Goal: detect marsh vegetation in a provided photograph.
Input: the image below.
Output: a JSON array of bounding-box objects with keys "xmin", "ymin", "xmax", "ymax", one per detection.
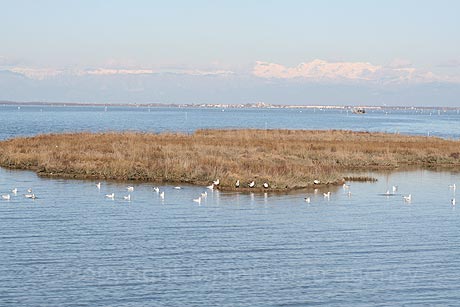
[{"xmin": 0, "ymin": 129, "xmax": 459, "ymax": 190}]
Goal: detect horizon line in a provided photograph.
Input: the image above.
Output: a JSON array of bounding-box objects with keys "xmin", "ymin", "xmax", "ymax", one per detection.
[{"xmin": 1, "ymin": 100, "xmax": 459, "ymax": 110}]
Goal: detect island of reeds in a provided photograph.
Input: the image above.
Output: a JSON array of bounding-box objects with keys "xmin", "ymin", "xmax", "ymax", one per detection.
[{"xmin": 0, "ymin": 129, "xmax": 459, "ymax": 190}]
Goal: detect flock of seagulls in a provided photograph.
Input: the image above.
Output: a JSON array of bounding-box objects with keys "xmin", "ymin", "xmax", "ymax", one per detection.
[
  {"xmin": 206, "ymin": 179, "xmax": 269, "ymax": 191},
  {"xmin": 199, "ymin": 178, "xmax": 270, "ymax": 203},
  {"xmin": 196, "ymin": 178, "xmax": 268, "ymax": 203},
  {"xmin": 99, "ymin": 182, "xmax": 167, "ymax": 202},
  {"xmin": 1, "ymin": 187, "xmax": 36, "ymax": 201},
  {"xmin": 1, "ymin": 178, "xmax": 457, "ymax": 207},
  {"xmin": 301, "ymin": 182, "xmax": 456, "ymax": 206},
  {"xmin": 304, "ymin": 183, "xmax": 350, "ymax": 203},
  {"xmin": 99, "ymin": 184, "xmax": 135, "ymax": 201}
]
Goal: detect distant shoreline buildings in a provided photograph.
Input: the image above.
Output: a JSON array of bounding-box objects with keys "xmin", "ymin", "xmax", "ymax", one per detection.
[{"xmin": 1, "ymin": 100, "xmax": 459, "ymax": 111}]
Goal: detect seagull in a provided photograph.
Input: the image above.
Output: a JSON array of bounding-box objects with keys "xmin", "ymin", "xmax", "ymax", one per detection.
[
  {"xmin": 159, "ymin": 191, "xmax": 165, "ymax": 199},
  {"xmin": 105, "ymin": 193, "xmax": 115, "ymax": 199},
  {"xmin": 263, "ymin": 182, "xmax": 269, "ymax": 189},
  {"xmin": 207, "ymin": 184, "xmax": 214, "ymax": 190},
  {"xmin": 249, "ymin": 181, "xmax": 255, "ymax": 188},
  {"xmin": 304, "ymin": 197, "xmax": 311, "ymax": 203},
  {"xmin": 24, "ymin": 193, "xmax": 36, "ymax": 199},
  {"xmin": 27, "ymin": 188, "xmax": 33, "ymax": 193},
  {"xmin": 153, "ymin": 187, "xmax": 160, "ymax": 193},
  {"xmin": 193, "ymin": 197, "xmax": 201, "ymax": 204},
  {"xmin": 449, "ymin": 184, "xmax": 456, "ymax": 190},
  {"xmin": 323, "ymin": 192, "xmax": 331, "ymax": 199},
  {"xmin": 96, "ymin": 182, "xmax": 101, "ymax": 189},
  {"xmin": 403, "ymin": 194, "xmax": 412, "ymax": 202},
  {"xmin": 11, "ymin": 188, "xmax": 17, "ymax": 194},
  {"xmin": 384, "ymin": 190, "xmax": 391, "ymax": 196},
  {"xmin": 313, "ymin": 179, "xmax": 320, "ymax": 185},
  {"xmin": 213, "ymin": 179, "xmax": 220, "ymax": 186},
  {"xmin": 173, "ymin": 186, "xmax": 182, "ymax": 190},
  {"xmin": 123, "ymin": 194, "xmax": 131, "ymax": 201},
  {"xmin": 1, "ymin": 194, "xmax": 10, "ymax": 200},
  {"xmin": 452, "ymin": 198, "xmax": 456, "ymax": 206},
  {"xmin": 392, "ymin": 185, "xmax": 398, "ymax": 192},
  {"xmin": 347, "ymin": 191, "xmax": 352, "ymax": 197},
  {"xmin": 200, "ymin": 191, "xmax": 207, "ymax": 198},
  {"xmin": 343, "ymin": 183, "xmax": 350, "ymax": 189},
  {"xmin": 235, "ymin": 180, "xmax": 240, "ymax": 188},
  {"xmin": 127, "ymin": 186, "xmax": 134, "ymax": 192}
]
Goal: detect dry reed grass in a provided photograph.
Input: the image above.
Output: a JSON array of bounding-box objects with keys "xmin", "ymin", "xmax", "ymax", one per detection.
[{"xmin": 0, "ymin": 129, "xmax": 459, "ymax": 190}]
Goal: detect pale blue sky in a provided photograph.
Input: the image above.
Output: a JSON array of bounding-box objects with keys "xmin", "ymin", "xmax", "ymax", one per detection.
[
  {"xmin": 2, "ymin": 0, "xmax": 458, "ymax": 68},
  {"xmin": 1, "ymin": 0, "xmax": 459, "ymax": 105}
]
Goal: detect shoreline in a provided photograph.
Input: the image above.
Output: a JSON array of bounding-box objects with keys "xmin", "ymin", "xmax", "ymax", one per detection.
[
  {"xmin": 1, "ymin": 129, "xmax": 459, "ymax": 191},
  {"xmin": 2, "ymin": 100, "xmax": 460, "ymax": 111}
]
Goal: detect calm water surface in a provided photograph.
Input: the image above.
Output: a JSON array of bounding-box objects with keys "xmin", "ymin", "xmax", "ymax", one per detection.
[
  {"xmin": 1, "ymin": 168, "xmax": 459, "ymax": 306},
  {"xmin": 1, "ymin": 105, "xmax": 460, "ymax": 306},
  {"xmin": 0, "ymin": 105, "xmax": 459, "ymax": 140}
]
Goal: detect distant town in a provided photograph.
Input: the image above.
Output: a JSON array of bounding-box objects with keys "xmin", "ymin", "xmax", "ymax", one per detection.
[{"xmin": 1, "ymin": 100, "xmax": 459, "ymax": 111}]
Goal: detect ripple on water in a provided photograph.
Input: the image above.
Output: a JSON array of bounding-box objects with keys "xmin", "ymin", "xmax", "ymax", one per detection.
[{"xmin": 0, "ymin": 167, "xmax": 460, "ymax": 306}]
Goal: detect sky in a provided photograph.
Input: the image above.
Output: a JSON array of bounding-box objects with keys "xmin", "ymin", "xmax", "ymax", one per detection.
[{"xmin": 1, "ymin": 0, "xmax": 459, "ymax": 106}]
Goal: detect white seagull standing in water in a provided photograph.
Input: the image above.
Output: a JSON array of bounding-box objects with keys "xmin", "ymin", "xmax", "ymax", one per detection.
[
  {"xmin": 449, "ymin": 183, "xmax": 456, "ymax": 190},
  {"xmin": 11, "ymin": 188, "xmax": 18, "ymax": 194},
  {"xmin": 105, "ymin": 193, "xmax": 115, "ymax": 199},
  {"xmin": 127, "ymin": 186, "xmax": 134, "ymax": 192},
  {"xmin": 96, "ymin": 182, "xmax": 101, "ymax": 190},
  {"xmin": 123, "ymin": 194, "xmax": 131, "ymax": 201},
  {"xmin": 249, "ymin": 181, "xmax": 255, "ymax": 188},
  {"xmin": 159, "ymin": 191, "xmax": 165, "ymax": 199},
  {"xmin": 1, "ymin": 194, "xmax": 10, "ymax": 200},
  {"xmin": 200, "ymin": 192, "xmax": 207, "ymax": 198},
  {"xmin": 263, "ymin": 182, "xmax": 269, "ymax": 189},
  {"xmin": 323, "ymin": 192, "xmax": 331, "ymax": 199},
  {"xmin": 213, "ymin": 179, "xmax": 220, "ymax": 186},
  {"xmin": 403, "ymin": 194, "xmax": 412, "ymax": 202},
  {"xmin": 193, "ymin": 197, "xmax": 201, "ymax": 204},
  {"xmin": 452, "ymin": 198, "xmax": 456, "ymax": 206},
  {"xmin": 25, "ymin": 193, "xmax": 36, "ymax": 199},
  {"xmin": 304, "ymin": 197, "xmax": 311, "ymax": 203},
  {"xmin": 153, "ymin": 187, "xmax": 160, "ymax": 193},
  {"xmin": 392, "ymin": 185, "xmax": 398, "ymax": 193}
]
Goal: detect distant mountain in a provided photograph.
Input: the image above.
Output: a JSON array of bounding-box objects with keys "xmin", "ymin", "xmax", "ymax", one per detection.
[{"xmin": 0, "ymin": 68, "xmax": 459, "ymax": 106}]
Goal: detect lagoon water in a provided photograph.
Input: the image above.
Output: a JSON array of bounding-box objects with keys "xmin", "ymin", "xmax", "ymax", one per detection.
[
  {"xmin": 1, "ymin": 105, "xmax": 460, "ymax": 140},
  {"xmin": 1, "ymin": 105, "xmax": 460, "ymax": 306}
]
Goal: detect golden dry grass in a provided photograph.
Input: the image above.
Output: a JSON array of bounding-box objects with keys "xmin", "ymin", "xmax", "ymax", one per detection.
[{"xmin": 0, "ymin": 129, "xmax": 459, "ymax": 190}]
